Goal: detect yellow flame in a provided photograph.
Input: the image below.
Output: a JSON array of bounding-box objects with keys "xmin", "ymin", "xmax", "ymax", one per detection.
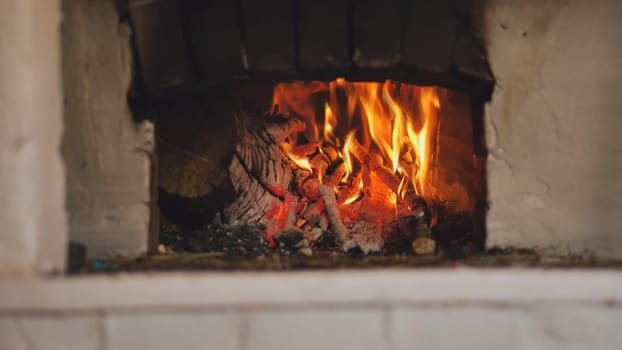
[
  {"xmin": 343, "ymin": 178, "xmax": 364, "ymax": 205},
  {"xmin": 342, "ymin": 131, "xmax": 356, "ymax": 179},
  {"xmin": 382, "ymin": 83, "xmax": 404, "ymax": 173},
  {"xmin": 324, "ymin": 103, "xmax": 337, "ymax": 141},
  {"xmin": 397, "ymin": 175, "xmax": 408, "ymax": 199},
  {"xmin": 280, "ymin": 143, "xmax": 313, "ymax": 172}
]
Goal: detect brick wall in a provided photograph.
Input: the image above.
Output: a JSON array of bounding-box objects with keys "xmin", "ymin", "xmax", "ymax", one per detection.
[{"xmin": 1, "ymin": 270, "xmax": 621, "ymax": 349}]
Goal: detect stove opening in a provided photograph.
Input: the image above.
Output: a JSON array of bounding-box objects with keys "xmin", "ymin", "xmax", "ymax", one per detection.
[
  {"xmin": 64, "ymin": 0, "xmax": 495, "ymax": 269},
  {"xmin": 150, "ymin": 77, "xmax": 485, "ymax": 259}
]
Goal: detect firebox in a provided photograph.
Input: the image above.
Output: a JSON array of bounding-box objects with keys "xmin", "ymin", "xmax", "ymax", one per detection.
[
  {"xmin": 117, "ymin": 0, "xmax": 494, "ymax": 263},
  {"xmin": 63, "ymin": 0, "xmax": 495, "ymax": 264},
  {"xmin": 150, "ymin": 78, "xmax": 484, "ymax": 258}
]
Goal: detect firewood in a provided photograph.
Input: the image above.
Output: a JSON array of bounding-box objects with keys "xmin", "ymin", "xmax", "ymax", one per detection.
[
  {"xmin": 265, "ymin": 107, "xmax": 307, "ymax": 142},
  {"xmin": 301, "ymin": 200, "xmax": 323, "ymax": 220},
  {"xmin": 337, "ymin": 173, "xmax": 363, "ymax": 205},
  {"xmin": 318, "ymin": 185, "xmax": 348, "ymax": 240},
  {"xmin": 290, "ymin": 142, "xmax": 320, "ymax": 157},
  {"xmin": 300, "ymin": 177, "xmax": 321, "ymax": 200},
  {"xmin": 402, "ymin": 190, "xmax": 432, "ymax": 226},
  {"xmin": 293, "ymin": 167, "xmax": 312, "ymax": 188},
  {"xmin": 321, "ymin": 142, "xmax": 340, "ymax": 163},
  {"xmin": 394, "ymin": 193, "xmax": 435, "ymax": 255},
  {"xmin": 349, "ymin": 137, "xmax": 370, "ymax": 163},
  {"xmin": 221, "ymin": 111, "xmax": 303, "ymax": 245},
  {"xmin": 309, "ymin": 153, "xmax": 330, "ymax": 181},
  {"xmin": 412, "ymin": 237, "xmax": 436, "ymax": 254},
  {"xmin": 216, "ymin": 107, "xmax": 434, "ymax": 255},
  {"xmin": 370, "ymin": 161, "xmax": 401, "ymax": 194},
  {"xmin": 411, "ymin": 210, "xmax": 435, "ymax": 254},
  {"xmin": 325, "ymin": 160, "xmax": 346, "ymax": 187}
]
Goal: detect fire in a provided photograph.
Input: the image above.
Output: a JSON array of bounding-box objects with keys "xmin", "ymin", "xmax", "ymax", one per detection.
[
  {"xmin": 274, "ymin": 79, "xmax": 440, "ymax": 225},
  {"xmin": 342, "ymin": 131, "xmax": 356, "ymax": 178},
  {"xmin": 324, "ymin": 103, "xmax": 337, "ymax": 141},
  {"xmin": 280, "ymin": 142, "xmax": 314, "ymax": 172}
]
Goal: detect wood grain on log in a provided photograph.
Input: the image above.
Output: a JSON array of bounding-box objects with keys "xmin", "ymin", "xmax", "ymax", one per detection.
[{"xmin": 223, "ymin": 110, "xmax": 303, "ymax": 244}]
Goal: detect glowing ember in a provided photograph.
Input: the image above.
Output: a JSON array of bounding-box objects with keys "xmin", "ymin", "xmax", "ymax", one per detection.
[{"xmin": 273, "ymin": 79, "xmax": 441, "ymax": 225}]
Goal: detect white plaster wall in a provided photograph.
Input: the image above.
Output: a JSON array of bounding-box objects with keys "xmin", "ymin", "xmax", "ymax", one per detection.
[
  {"xmin": 61, "ymin": 0, "xmax": 153, "ymax": 258},
  {"xmin": 0, "ymin": 0, "xmax": 67, "ymax": 275},
  {"xmin": 1, "ymin": 270, "xmax": 621, "ymax": 349},
  {"xmin": 484, "ymin": 0, "xmax": 622, "ymax": 256}
]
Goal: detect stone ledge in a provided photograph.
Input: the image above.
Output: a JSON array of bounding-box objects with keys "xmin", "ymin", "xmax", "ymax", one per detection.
[{"xmin": 1, "ymin": 268, "xmax": 621, "ymax": 312}]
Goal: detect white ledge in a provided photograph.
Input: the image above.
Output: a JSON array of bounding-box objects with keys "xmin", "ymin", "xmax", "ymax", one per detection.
[{"xmin": 1, "ymin": 268, "xmax": 621, "ymax": 312}]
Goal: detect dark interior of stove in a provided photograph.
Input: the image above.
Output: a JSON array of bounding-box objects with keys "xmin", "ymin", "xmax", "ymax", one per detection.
[{"xmin": 119, "ymin": 0, "xmax": 494, "ymax": 265}]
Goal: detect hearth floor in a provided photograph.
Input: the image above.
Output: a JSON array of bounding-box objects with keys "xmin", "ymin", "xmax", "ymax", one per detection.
[{"xmin": 78, "ymin": 249, "xmax": 622, "ymax": 273}]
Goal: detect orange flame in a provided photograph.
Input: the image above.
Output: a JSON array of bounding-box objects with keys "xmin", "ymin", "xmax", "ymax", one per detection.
[
  {"xmin": 342, "ymin": 130, "xmax": 356, "ymax": 179},
  {"xmin": 274, "ymin": 79, "xmax": 441, "ymax": 223},
  {"xmin": 342, "ymin": 177, "xmax": 363, "ymax": 205}
]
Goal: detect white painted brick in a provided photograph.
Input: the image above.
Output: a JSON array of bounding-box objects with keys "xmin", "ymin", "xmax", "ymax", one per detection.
[
  {"xmin": 0, "ymin": 318, "xmax": 28, "ymax": 350},
  {"xmin": 62, "ymin": 0, "xmax": 151, "ymax": 259},
  {"xmin": 524, "ymin": 306, "xmax": 622, "ymax": 350},
  {"xmin": 0, "ymin": 0, "xmax": 66, "ymax": 276},
  {"xmin": 484, "ymin": 0, "xmax": 622, "ymax": 257},
  {"xmin": 390, "ymin": 308, "xmax": 525, "ymax": 350},
  {"xmin": 0, "ymin": 316, "xmax": 101, "ymax": 350},
  {"xmin": 105, "ymin": 312, "xmax": 240, "ymax": 350},
  {"xmin": 244, "ymin": 308, "xmax": 385, "ymax": 350}
]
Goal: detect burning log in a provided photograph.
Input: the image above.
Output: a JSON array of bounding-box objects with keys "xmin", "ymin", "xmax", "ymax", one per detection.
[
  {"xmin": 290, "ymin": 142, "xmax": 321, "ymax": 157},
  {"xmin": 265, "ymin": 106, "xmax": 307, "ymax": 142},
  {"xmin": 300, "ymin": 177, "xmax": 321, "ymax": 200},
  {"xmin": 222, "ymin": 109, "xmax": 306, "ymax": 246},
  {"xmin": 397, "ymin": 191, "xmax": 436, "ymax": 255},
  {"xmin": 325, "ymin": 160, "xmax": 346, "ymax": 187},
  {"xmin": 349, "ymin": 137, "xmax": 370, "ymax": 163},
  {"xmin": 321, "ymin": 142, "xmax": 340, "ymax": 163},
  {"xmin": 337, "ymin": 173, "xmax": 363, "ymax": 205},
  {"xmin": 370, "ymin": 160, "xmax": 401, "ymax": 194},
  {"xmin": 301, "ymin": 200, "xmax": 323, "ymax": 220},
  {"xmin": 309, "ymin": 152, "xmax": 330, "ymax": 181},
  {"xmin": 318, "ymin": 184, "xmax": 348, "ymax": 241}
]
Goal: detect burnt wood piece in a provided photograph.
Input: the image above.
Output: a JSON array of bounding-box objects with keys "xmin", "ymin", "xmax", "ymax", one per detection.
[
  {"xmin": 184, "ymin": 0, "xmax": 245, "ymax": 78},
  {"xmin": 240, "ymin": 0, "xmax": 295, "ymax": 72},
  {"xmin": 128, "ymin": 0, "xmax": 192, "ymax": 93},
  {"xmin": 318, "ymin": 185, "xmax": 348, "ymax": 242},
  {"xmin": 401, "ymin": 0, "xmax": 458, "ymax": 73},
  {"xmin": 223, "ymin": 110, "xmax": 301, "ymax": 233},
  {"xmin": 352, "ymin": 0, "xmax": 401, "ymax": 69},
  {"xmin": 298, "ymin": 0, "xmax": 349, "ymax": 70},
  {"xmin": 406, "ymin": 196, "xmax": 435, "ymax": 254}
]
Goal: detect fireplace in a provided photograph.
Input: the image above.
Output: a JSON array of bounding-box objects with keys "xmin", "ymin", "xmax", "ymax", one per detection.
[
  {"xmin": 2, "ymin": 0, "xmax": 622, "ymax": 348},
  {"xmin": 47, "ymin": 0, "xmax": 621, "ymax": 266},
  {"xmin": 104, "ymin": 0, "xmax": 494, "ymax": 263}
]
